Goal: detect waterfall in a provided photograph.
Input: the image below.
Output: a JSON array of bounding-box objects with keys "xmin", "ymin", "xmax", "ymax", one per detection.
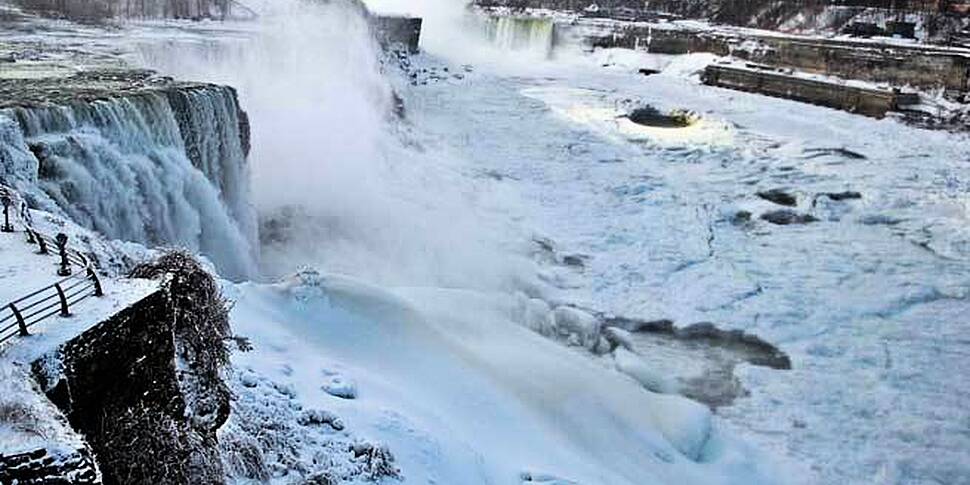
[
  {"xmin": 0, "ymin": 86, "xmax": 257, "ymax": 280},
  {"xmin": 484, "ymin": 16, "xmax": 556, "ymax": 58},
  {"xmin": 0, "ymin": 114, "xmax": 36, "ymax": 183}
]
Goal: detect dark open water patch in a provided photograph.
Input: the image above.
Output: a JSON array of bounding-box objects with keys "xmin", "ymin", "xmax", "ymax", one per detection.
[{"xmin": 602, "ymin": 317, "xmax": 791, "ymax": 409}]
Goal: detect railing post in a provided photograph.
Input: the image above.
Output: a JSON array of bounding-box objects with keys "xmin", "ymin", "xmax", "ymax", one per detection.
[
  {"xmin": 54, "ymin": 283, "xmax": 70, "ymax": 317},
  {"xmin": 9, "ymin": 303, "xmax": 28, "ymax": 336},
  {"xmin": 88, "ymin": 267, "xmax": 104, "ymax": 297},
  {"xmin": 0, "ymin": 195, "xmax": 12, "ymax": 233},
  {"xmin": 36, "ymin": 234, "xmax": 48, "ymax": 254},
  {"xmin": 55, "ymin": 233, "xmax": 71, "ymax": 276},
  {"xmin": 20, "ymin": 201, "xmax": 33, "ymax": 242}
]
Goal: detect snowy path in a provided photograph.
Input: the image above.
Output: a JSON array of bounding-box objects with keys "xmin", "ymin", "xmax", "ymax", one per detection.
[
  {"xmin": 0, "ymin": 228, "xmax": 63, "ymax": 305},
  {"xmin": 401, "ymin": 52, "xmax": 970, "ymax": 484},
  {"xmin": 0, "ymin": 214, "xmax": 159, "ymax": 363}
]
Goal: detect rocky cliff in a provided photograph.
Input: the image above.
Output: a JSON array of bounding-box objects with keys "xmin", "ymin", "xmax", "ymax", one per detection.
[
  {"xmin": 31, "ymin": 252, "xmax": 233, "ymax": 485},
  {"xmin": 476, "ymin": 0, "xmax": 969, "ymax": 39}
]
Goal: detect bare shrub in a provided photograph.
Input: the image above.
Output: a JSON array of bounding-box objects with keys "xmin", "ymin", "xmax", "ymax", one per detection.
[
  {"xmin": 97, "ymin": 404, "xmax": 223, "ymax": 485},
  {"xmin": 130, "ymin": 249, "xmax": 233, "ymax": 430},
  {"xmin": 352, "ymin": 442, "xmax": 400, "ymax": 480},
  {"xmin": 219, "ymin": 432, "xmax": 270, "ymax": 482},
  {"xmin": 0, "ymin": 399, "xmax": 43, "ymax": 438}
]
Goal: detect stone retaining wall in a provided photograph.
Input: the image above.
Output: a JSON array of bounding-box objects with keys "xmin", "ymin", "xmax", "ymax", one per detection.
[
  {"xmin": 702, "ymin": 64, "xmax": 919, "ymax": 117},
  {"xmin": 0, "ymin": 447, "xmax": 100, "ymax": 484},
  {"xmin": 587, "ymin": 24, "xmax": 970, "ymax": 93}
]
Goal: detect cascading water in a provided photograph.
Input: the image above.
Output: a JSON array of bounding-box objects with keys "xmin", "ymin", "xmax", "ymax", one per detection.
[
  {"xmin": 0, "ymin": 113, "xmax": 35, "ymax": 182},
  {"xmin": 483, "ymin": 16, "xmax": 557, "ymax": 58},
  {"xmin": 0, "ymin": 86, "xmax": 257, "ymax": 280}
]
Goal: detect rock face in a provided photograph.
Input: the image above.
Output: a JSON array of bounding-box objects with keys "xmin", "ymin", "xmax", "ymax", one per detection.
[
  {"xmin": 374, "ymin": 15, "xmax": 423, "ymax": 54},
  {"xmin": 32, "ymin": 253, "xmax": 232, "ymax": 485},
  {"xmin": 476, "ymin": 0, "xmax": 961, "ymax": 33}
]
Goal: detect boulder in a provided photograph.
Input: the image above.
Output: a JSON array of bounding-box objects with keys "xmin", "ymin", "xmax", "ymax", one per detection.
[
  {"xmin": 760, "ymin": 209, "xmax": 819, "ymax": 225},
  {"xmin": 756, "ymin": 189, "xmax": 797, "ymax": 207},
  {"xmin": 553, "ymin": 306, "xmax": 602, "ymax": 350}
]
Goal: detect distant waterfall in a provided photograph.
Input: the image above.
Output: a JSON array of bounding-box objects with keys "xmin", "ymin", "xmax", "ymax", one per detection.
[
  {"xmin": 0, "ymin": 86, "xmax": 257, "ymax": 280},
  {"xmin": 484, "ymin": 16, "xmax": 556, "ymax": 58}
]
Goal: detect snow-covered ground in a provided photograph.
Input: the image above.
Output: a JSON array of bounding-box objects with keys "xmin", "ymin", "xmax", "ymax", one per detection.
[{"xmin": 0, "ymin": 210, "xmax": 158, "ymax": 360}]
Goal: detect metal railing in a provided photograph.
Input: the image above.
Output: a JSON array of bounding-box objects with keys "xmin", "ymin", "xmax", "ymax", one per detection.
[{"xmin": 0, "ymin": 185, "xmax": 104, "ymax": 346}]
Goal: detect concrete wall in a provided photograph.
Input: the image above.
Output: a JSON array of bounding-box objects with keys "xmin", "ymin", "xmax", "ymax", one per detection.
[{"xmin": 702, "ymin": 64, "xmax": 914, "ymax": 117}]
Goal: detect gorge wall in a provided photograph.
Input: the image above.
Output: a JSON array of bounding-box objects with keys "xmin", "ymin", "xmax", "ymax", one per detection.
[
  {"xmin": 374, "ymin": 15, "xmax": 424, "ymax": 53},
  {"xmin": 476, "ymin": 0, "xmax": 969, "ymax": 39}
]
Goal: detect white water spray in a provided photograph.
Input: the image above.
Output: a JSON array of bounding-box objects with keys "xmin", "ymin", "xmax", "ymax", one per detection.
[{"xmin": 131, "ymin": 0, "xmax": 535, "ymax": 291}]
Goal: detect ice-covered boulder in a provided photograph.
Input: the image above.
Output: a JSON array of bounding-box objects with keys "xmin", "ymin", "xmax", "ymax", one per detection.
[
  {"xmin": 323, "ymin": 375, "xmax": 358, "ymax": 400},
  {"xmin": 522, "ymin": 297, "xmax": 556, "ymax": 336},
  {"xmin": 297, "ymin": 409, "xmax": 345, "ymax": 430},
  {"xmin": 553, "ymin": 306, "xmax": 601, "ymax": 350},
  {"xmin": 647, "ymin": 393, "xmax": 714, "ymax": 462},
  {"xmin": 603, "ymin": 326, "xmax": 635, "ymax": 352},
  {"xmin": 613, "ymin": 347, "xmax": 676, "ymax": 394}
]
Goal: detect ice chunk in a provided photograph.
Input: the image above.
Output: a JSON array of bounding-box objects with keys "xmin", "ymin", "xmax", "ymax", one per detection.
[
  {"xmin": 239, "ymin": 371, "xmax": 259, "ymax": 388},
  {"xmin": 613, "ymin": 347, "xmax": 675, "ymax": 394},
  {"xmin": 523, "ymin": 297, "xmax": 555, "ymax": 336},
  {"xmin": 323, "ymin": 375, "xmax": 358, "ymax": 400},
  {"xmin": 603, "ymin": 326, "xmax": 635, "ymax": 351},
  {"xmin": 553, "ymin": 306, "xmax": 601, "ymax": 350}
]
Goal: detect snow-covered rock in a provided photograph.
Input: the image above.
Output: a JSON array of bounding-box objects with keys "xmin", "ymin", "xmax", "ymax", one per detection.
[
  {"xmin": 552, "ymin": 306, "xmax": 602, "ymax": 350},
  {"xmin": 322, "ymin": 375, "xmax": 359, "ymax": 400},
  {"xmin": 614, "ymin": 346, "xmax": 676, "ymax": 394}
]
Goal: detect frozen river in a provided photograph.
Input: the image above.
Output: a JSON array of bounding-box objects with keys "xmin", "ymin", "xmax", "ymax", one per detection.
[{"xmin": 401, "ymin": 48, "xmax": 970, "ymax": 484}]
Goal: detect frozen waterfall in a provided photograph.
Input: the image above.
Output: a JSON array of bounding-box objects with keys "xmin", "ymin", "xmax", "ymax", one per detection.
[
  {"xmin": 0, "ymin": 86, "xmax": 257, "ymax": 280},
  {"xmin": 483, "ymin": 16, "xmax": 557, "ymax": 58}
]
